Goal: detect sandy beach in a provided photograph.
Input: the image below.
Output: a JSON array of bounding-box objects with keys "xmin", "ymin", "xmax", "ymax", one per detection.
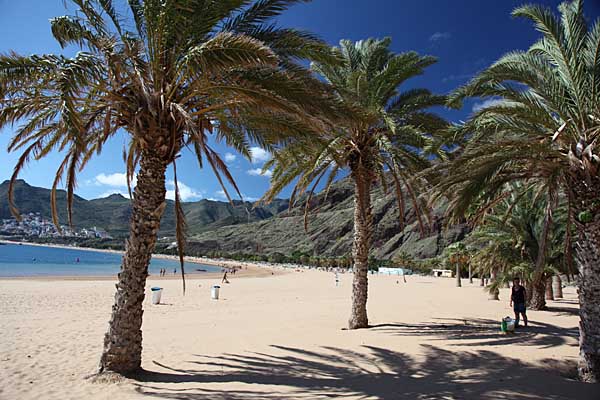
[{"xmin": 0, "ymin": 271, "xmax": 597, "ymax": 399}]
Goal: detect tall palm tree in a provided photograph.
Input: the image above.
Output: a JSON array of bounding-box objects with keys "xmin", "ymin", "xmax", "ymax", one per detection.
[
  {"xmin": 0, "ymin": 0, "xmax": 342, "ymax": 375},
  {"xmin": 262, "ymin": 38, "xmax": 448, "ymax": 329},
  {"xmin": 432, "ymin": 0, "xmax": 599, "ymax": 381}
]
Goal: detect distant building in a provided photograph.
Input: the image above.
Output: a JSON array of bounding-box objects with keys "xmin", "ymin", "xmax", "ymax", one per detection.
[{"xmin": 432, "ymin": 269, "xmax": 452, "ymax": 278}]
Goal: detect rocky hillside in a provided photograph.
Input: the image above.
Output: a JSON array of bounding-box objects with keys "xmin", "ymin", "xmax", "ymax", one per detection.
[
  {"xmin": 188, "ymin": 178, "xmax": 468, "ymax": 260},
  {"xmin": 1, "ymin": 179, "xmax": 468, "ymax": 260}
]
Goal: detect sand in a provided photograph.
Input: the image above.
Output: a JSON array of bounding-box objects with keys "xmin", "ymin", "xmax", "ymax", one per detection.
[{"xmin": 0, "ymin": 270, "xmax": 598, "ymax": 399}]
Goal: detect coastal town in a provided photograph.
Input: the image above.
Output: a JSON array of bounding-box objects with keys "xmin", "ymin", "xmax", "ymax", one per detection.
[{"xmin": 0, "ymin": 212, "xmax": 112, "ymax": 239}]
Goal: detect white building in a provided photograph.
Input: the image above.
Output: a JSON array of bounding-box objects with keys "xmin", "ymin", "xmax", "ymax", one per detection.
[{"xmin": 432, "ymin": 269, "xmax": 453, "ymax": 278}]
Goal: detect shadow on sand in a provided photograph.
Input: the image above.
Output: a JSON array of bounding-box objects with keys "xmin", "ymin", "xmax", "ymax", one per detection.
[
  {"xmin": 370, "ymin": 318, "xmax": 579, "ymax": 349},
  {"xmin": 131, "ymin": 343, "xmax": 598, "ymax": 400}
]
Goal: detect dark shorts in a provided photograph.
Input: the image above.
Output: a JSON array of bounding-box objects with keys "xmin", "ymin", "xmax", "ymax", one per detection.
[{"xmin": 514, "ymin": 302, "xmax": 526, "ymax": 313}]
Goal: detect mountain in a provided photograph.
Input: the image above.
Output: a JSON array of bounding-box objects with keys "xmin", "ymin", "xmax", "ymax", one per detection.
[
  {"xmin": 187, "ymin": 178, "xmax": 468, "ymax": 260},
  {"xmin": 0, "ymin": 179, "xmax": 467, "ymax": 260},
  {"xmin": 0, "ymin": 180, "xmax": 287, "ymax": 237}
]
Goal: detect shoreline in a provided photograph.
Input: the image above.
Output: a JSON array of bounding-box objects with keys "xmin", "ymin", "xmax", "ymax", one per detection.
[{"xmin": 0, "ymin": 239, "xmax": 285, "ymax": 280}]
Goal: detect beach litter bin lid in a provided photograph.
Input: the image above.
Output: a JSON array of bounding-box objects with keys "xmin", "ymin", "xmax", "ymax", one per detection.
[{"xmin": 151, "ymin": 287, "xmax": 162, "ymax": 291}]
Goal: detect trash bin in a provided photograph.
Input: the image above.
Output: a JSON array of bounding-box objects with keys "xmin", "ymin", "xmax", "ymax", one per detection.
[
  {"xmin": 151, "ymin": 287, "xmax": 163, "ymax": 304},
  {"xmin": 211, "ymin": 285, "xmax": 220, "ymax": 300}
]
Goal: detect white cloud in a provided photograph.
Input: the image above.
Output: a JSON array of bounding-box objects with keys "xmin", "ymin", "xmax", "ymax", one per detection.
[
  {"xmin": 224, "ymin": 152, "xmax": 237, "ymax": 163},
  {"xmin": 250, "ymin": 147, "xmax": 270, "ymax": 164},
  {"xmin": 429, "ymin": 32, "xmax": 451, "ymax": 42},
  {"xmin": 94, "ymin": 172, "xmax": 136, "ymax": 187},
  {"xmin": 472, "ymin": 98, "xmax": 505, "ymax": 113},
  {"xmin": 166, "ymin": 180, "xmax": 203, "ymax": 202},
  {"xmin": 429, "ymin": 32, "xmax": 452, "ymax": 42},
  {"xmin": 247, "ymin": 168, "xmax": 273, "ymax": 177},
  {"xmin": 215, "ymin": 189, "xmax": 257, "ymax": 202}
]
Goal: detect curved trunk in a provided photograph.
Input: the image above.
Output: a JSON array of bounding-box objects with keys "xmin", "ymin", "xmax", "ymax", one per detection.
[
  {"xmin": 545, "ymin": 277, "xmax": 554, "ymax": 301},
  {"xmin": 348, "ymin": 168, "xmax": 372, "ymax": 330},
  {"xmin": 570, "ymin": 173, "xmax": 600, "ymax": 383},
  {"xmin": 99, "ymin": 151, "xmax": 167, "ymax": 373},
  {"xmin": 455, "ymin": 263, "xmax": 462, "ymax": 287},
  {"xmin": 553, "ymin": 275, "xmax": 563, "ymax": 299}
]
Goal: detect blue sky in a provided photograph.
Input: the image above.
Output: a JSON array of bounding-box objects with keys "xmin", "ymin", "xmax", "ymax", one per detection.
[{"xmin": 1, "ymin": 0, "xmax": 599, "ymax": 201}]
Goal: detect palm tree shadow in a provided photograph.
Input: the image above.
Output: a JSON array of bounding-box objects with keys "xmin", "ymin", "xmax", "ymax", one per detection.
[
  {"xmin": 370, "ymin": 318, "xmax": 578, "ymax": 348},
  {"xmin": 131, "ymin": 344, "xmax": 597, "ymax": 399}
]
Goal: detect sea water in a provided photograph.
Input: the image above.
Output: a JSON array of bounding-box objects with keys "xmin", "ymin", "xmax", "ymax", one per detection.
[{"xmin": 0, "ymin": 243, "xmax": 220, "ymax": 277}]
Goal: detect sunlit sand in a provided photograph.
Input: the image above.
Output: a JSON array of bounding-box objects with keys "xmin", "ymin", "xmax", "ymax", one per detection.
[{"xmin": 0, "ymin": 270, "xmax": 595, "ymax": 399}]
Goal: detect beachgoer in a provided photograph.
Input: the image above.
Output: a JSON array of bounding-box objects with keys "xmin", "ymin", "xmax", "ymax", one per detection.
[
  {"xmin": 173, "ymin": 268, "xmax": 177, "ymax": 275},
  {"xmin": 222, "ymin": 271, "xmax": 229, "ymax": 284},
  {"xmin": 509, "ymin": 277, "xmax": 528, "ymax": 327}
]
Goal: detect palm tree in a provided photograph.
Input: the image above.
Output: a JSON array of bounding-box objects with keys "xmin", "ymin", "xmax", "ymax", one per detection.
[
  {"xmin": 466, "ymin": 184, "xmax": 566, "ymax": 307},
  {"xmin": 0, "ymin": 0, "xmax": 342, "ymax": 375},
  {"xmin": 444, "ymin": 242, "xmax": 469, "ymax": 287},
  {"xmin": 433, "ymin": 0, "xmax": 599, "ymax": 381},
  {"xmin": 262, "ymin": 38, "xmax": 448, "ymax": 329}
]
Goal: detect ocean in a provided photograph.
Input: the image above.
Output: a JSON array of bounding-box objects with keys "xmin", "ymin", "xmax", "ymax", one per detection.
[{"xmin": 0, "ymin": 243, "xmax": 220, "ymax": 277}]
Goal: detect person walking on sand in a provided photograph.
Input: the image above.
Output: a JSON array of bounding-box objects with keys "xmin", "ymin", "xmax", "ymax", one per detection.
[
  {"xmin": 509, "ymin": 277, "xmax": 528, "ymax": 328},
  {"xmin": 222, "ymin": 271, "xmax": 229, "ymax": 284}
]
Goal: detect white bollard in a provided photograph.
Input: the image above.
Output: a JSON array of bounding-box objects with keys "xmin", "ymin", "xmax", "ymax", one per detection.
[
  {"xmin": 211, "ymin": 285, "xmax": 220, "ymax": 300},
  {"xmin": 151, "ymin": 287, "xmax": 162, "ymax": 304}
]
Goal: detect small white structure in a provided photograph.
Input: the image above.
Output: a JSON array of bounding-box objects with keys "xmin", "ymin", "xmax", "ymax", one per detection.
[
  {"xmin": 379, "ymin": 267, "xmax": 411, "ymax": 276},
  {"xmin": 432, "ymin": 269, "xmax": 452, "ymax": 278},
  {"xmin": 211, "ymin": 285, "xmax": 220, "ymax": 300},
  {"xmin": 151, "ymin": 287, "xmax": 163, "ymax": 304}
]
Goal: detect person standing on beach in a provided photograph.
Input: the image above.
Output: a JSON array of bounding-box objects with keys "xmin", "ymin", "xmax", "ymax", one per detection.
[
  {"xmin": 222, "ymin": 271, "xmax": 229, "ymax": 284},
  {"xmin": 509, "ymin": 277, "xmax": 528, "ymax": 327}
]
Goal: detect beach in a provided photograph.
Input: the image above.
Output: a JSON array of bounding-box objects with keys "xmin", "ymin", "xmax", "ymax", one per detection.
[{"xmin": 0, "ymin": 270, "xmax": 596, "ymax": 400}]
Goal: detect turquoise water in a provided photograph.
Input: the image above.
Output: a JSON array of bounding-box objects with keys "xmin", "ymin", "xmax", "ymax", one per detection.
[{"xmin": 0, "ymin": 243, "xmax": 220, "ymax": 277}]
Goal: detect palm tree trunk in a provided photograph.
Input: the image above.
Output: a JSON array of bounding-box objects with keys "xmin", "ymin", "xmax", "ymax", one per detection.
[
  {"xmin": 455, "ymin": 263, "xmax": 462, "ymax": 287},
  {"xmin": 348, "ymin": 168, "xmax": 372, "ymax": 330},
  {"xmin": 545, "ymin": 277, "xmax": 554, "ymax": 301},
  {"xmin": 553, "ymin": 275, "xmax": 563, "ymax": 299},
  {"xmin": 99, "ymin": 151, "xmax": 167, "ymax": 373},
  {"xmin": 570, "ymin": 175, "xmax": 600, "ymax": 383},
  {"xmin": 468, "ymin": 264, "xmax": 473, "ymax": 284},
  {"xmin": 529, "ymin": 276, "xmax": 547, "ymax": 310},
  {"xmin": 488, "ymin": 269, "xmax": 499, "ymax": 300},
  {"xmin": 529, "ymin": 205, "xmax": 553, "ymax": 310},
  {"xmin": 480, "ymin": 276, "xmax": 485, "ymax": 287}
]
